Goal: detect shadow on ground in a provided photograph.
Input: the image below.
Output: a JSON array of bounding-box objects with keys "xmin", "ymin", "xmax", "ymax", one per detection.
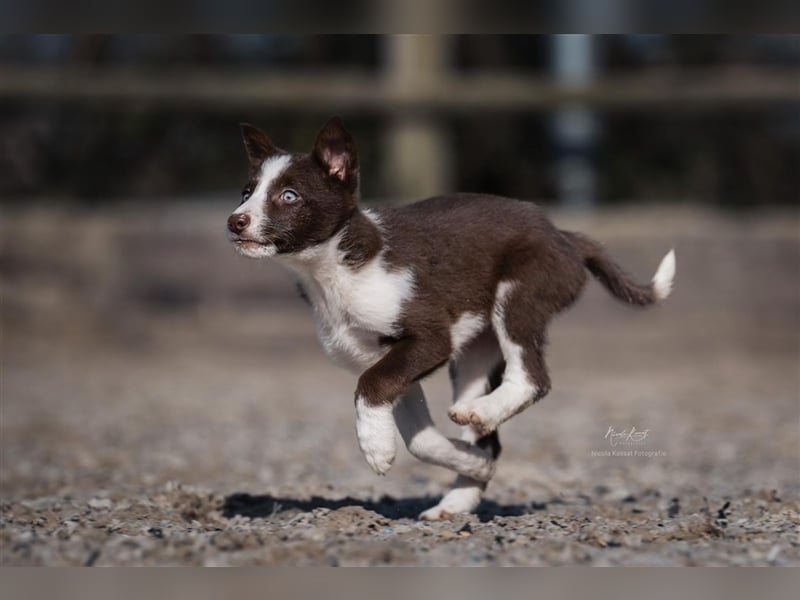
[{"xmin": 223, "ymin": 492, "xmax": 548, "ymax": 522}]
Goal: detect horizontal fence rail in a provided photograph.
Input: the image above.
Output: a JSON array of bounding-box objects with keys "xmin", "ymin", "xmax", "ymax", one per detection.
[{"xmin": 1, "ymin": 66, "xmax": 798, "ymax": 111}]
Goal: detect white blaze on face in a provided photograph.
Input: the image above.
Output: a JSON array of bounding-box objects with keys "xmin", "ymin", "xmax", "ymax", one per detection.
[{"xmin": 230, "ymin": 154, "xmax": 292, "ymax": 257}]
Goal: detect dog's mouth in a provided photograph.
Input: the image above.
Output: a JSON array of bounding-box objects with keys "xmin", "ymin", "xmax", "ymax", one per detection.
[
  {"xmin": 229, "ymin": 235, "xmax": 278, "ymax": 258},
  {"xmin": 230, "ymin": 237, "xmax": 267, "ymax": 247}
]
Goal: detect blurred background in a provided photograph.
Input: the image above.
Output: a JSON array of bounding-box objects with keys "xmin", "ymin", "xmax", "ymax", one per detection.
[
  {"xmin": 1, "ymin": 34, "xmax": 799, "ymax": 205},
  {"xmin": 1, "ymin": 35, "xmax": 798, "ymax": 565}
]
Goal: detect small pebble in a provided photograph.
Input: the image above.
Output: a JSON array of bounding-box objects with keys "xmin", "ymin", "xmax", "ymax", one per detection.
[{"xmin": 440, "ymin": 530, "xmax": 457, "ymax": 539}]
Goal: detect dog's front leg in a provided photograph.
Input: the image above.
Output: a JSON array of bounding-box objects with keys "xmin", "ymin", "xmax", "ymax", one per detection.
[
  {"xmin": 354, "ymin": 335, "xmax": 450, "ymax": 475},
  {"xmin": 393, "ymin": 382, "xmax": 496, "ymax": 483}
]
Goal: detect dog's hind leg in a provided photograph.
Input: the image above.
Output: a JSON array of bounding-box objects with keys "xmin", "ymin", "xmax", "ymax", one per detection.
[
  {"xmin": 449, "ymin": 278, "xmax": 554, "ymax": 436},
  {"xmin": 419, "ymin": 330, "xmax": 504, "ymax": 521}
]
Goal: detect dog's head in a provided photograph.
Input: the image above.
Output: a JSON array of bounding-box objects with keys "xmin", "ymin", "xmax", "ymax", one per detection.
[{"xmin": 228, "ymin": 116, "xmax": 359, "ymax": 258}]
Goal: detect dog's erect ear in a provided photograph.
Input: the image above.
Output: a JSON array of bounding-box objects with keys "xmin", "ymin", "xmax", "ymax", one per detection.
[
  {"xmin": 240, "ymin": 123, "xmax": 281, "ymax": 169},
  {"xmin": 312, "ymin": 116, "xmax": 358, "ymax": 187}
]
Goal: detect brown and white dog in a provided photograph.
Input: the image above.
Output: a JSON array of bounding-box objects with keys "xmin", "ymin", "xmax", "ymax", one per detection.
[{"xmin": 227, "ymin": 117, "xmax": 676, "ymax": 520}]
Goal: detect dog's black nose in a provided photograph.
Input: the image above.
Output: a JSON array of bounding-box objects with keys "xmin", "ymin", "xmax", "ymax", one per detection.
[{"xmin": 228, "ymin": 213, "xmax": 250, "ymax": 234}]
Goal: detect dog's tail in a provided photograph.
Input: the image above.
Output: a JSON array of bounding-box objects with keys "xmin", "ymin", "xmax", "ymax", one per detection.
[{"xmin": 562, "ymin": 231, "xmax": 676, "ymax": 307}]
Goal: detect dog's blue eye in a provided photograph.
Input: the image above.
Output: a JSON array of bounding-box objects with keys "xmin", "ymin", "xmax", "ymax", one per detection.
[
  {"xmin": 280, "ymin": 189, "xmax": 299, "ymax": 203},
  {"xmin": 241, "ymin": 191, "xmax": 251, "ymax": 203}
]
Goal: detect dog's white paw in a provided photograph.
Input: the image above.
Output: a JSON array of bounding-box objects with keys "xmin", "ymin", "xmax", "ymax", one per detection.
[
  {"xmin": 419, "ymin": 482, "xmax": 483, "ymax": 521},
  {"xmin": 419, "ymin": 506, "xmax": 455, "ymax": 521},
  {"xmin": 355, "ymin": 399, "xmax": 396, "ymax": 476},
  {"xmin": 362, "ymin": 442, "xmax": 396, "ymax": 476},
  {"xmin": 448, "ymin": 401, "xmax": 499, "ymax": 437}
]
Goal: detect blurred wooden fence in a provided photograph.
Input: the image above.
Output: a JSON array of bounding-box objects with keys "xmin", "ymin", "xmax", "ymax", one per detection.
[{"xmin": 2, "ymin": 36, "xmax": 797, "ymax": 201}]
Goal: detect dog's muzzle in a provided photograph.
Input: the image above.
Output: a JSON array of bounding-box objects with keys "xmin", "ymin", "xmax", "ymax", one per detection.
[{"xmin": 227, "ymin": 213, "xmax": 251, "ymax": 235}]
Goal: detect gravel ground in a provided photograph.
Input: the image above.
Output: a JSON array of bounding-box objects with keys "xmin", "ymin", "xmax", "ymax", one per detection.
[{"xmin": 1, "ymin": 202, "xmax": 798, "ymax": 566}]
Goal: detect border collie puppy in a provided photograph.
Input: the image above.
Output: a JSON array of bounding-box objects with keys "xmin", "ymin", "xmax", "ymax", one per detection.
[{"xmin": 227, "ymin": 117, "xmax": 675, "ymax": 520}]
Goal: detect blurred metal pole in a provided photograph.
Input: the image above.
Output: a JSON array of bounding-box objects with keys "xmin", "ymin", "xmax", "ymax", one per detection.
[
  {"xmin": 551, "ymin": 34, "xmax": 598, "ymax": 208},
  {"xmin": 383, "ymin": 35, "xmax": 452, "ymax": 203}
]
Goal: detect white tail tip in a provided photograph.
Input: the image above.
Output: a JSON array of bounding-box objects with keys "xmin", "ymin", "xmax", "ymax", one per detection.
[{"xmin": 652, "ymin": 249, "xmax": 676, "ymax": 302}]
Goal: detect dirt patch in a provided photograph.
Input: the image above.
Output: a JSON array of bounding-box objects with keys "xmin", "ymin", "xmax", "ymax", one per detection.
[{"xmin": 3, "ymin": 484, "xmax": 796, "ymax": 566}]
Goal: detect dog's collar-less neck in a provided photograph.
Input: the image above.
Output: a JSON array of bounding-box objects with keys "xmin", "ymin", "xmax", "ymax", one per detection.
[
  {"xmin": 335, "ymin": 208, "xmax": 384, "ymax": 268},
  {"xmin": 277, "ymin": 208, "xmax": 383, "ymax": 271}
]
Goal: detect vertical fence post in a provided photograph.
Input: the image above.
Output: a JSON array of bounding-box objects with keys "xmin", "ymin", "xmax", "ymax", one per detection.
[
  {"xmin": 383, "ymin": 35, "xmax": 452, "ymax": 203},
  {"xmin": 551, "ymin": 34, "xmax": 598, "ymax": 208}
]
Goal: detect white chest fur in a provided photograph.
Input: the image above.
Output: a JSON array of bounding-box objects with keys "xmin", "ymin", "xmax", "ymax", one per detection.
[{"xmin": 281, "ymin": 232, "xmax": 415, "ymax": 373}]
